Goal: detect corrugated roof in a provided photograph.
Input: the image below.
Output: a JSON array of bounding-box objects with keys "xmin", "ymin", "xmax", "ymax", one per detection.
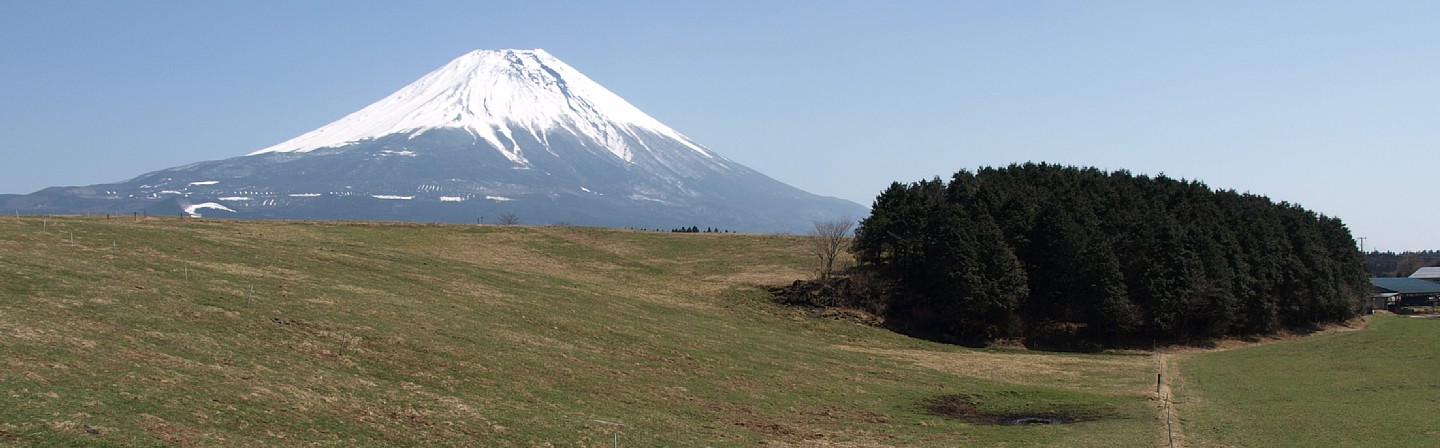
[
  {"xmin": 1372, "ymin": 277, "xmax": 1440, "ymax": 294},
  {"xmin": 1409, "ymin": 267, "xmax": 1440, "ymax": 280}
]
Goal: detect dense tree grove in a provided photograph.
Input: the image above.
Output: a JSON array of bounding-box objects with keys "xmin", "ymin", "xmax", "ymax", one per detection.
[{"xmin": 852, "ymin": 163, "xmax": 1369, "ymax": 345}]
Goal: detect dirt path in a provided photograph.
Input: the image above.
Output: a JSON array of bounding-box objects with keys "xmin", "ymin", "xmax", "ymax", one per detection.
[{"xmin": 1155, "ymin": 352, "xmax": 1185, "ymax": 448}]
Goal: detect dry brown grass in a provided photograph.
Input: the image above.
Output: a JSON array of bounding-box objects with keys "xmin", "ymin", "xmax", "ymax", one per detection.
[
  {"xmin": 835, "ymin": 345, "xmax": 1154, "ymax": 396},
  {"xmin": 1157, "ymin": 316, "xmax": 1372, "ymax": 355}
]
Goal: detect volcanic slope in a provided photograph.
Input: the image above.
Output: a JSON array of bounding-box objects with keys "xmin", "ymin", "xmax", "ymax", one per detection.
[{"xmin": 3, "ymin": 49, "xmax": 865, "ymax": 232}]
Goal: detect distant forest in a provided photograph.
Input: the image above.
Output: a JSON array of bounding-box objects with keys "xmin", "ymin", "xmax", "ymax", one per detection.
[
  {"xmin": 839, "ymin": 163, "xmax": 1368, "ymax": 348},
  {"xmin": 1365, "ymin": 250, "xmax": 1440, "ymax": 277}
]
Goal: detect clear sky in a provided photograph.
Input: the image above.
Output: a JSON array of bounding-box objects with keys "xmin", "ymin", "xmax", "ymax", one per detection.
[{"xmin": 2, "ymin": 1, "xmax": 1436, "ymax": 251}]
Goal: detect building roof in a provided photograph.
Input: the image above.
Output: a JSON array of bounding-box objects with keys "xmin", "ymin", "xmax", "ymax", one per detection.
[
  {"xmin": 1371, "ymin": 277, "xmax": 1440, "ymax": 294},
  {"xmin": 1409, "ymin": 267, "xmax": 1440, "ymax": 280}
]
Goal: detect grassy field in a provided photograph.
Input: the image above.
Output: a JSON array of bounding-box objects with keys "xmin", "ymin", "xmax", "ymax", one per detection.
[
  {"xmin": 0, "ymin": 216, "xmax": 1167, "ymax": 446},
  {"xmin": 1172, "ymin": 314, "xmax": 1440, "ymax": 447}
]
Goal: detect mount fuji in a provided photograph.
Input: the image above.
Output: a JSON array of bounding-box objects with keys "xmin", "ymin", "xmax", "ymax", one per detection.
[{"xmin": 3, "ymin": 49, "xmax": 866, "ymax": 232}]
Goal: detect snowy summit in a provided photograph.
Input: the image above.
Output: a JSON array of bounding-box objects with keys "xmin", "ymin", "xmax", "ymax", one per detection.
[{"xmin": 251, "ymin": 49, "xmax": 712, "ymax": 165}]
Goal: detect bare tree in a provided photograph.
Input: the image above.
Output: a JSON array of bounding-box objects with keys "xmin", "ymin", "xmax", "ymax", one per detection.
[
  {"xmin": 811, "ymin": 218, "xmax": 854, "ymax": 281},
  {"xmin": 497, "ymin": 213, "xmax": 520, "ymax": 226}
]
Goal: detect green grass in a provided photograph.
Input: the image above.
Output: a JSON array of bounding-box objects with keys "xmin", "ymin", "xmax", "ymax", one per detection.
[
  {"xmin": 0, "ymin": 216, "xmax": 1162, "ymax": 446},
  {"xmin": 1174, "ymin": 314, "xmax": 1440, "ymax": 447}
]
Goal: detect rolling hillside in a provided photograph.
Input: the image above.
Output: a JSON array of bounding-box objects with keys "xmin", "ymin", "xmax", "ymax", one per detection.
[{"xmin": 0, "ymin": 216, "xmax": 1160, "ymax": 446}]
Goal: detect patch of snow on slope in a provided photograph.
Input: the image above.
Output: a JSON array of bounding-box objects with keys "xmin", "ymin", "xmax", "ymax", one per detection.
[
  {"xmin": 371, "ymin": 195, "xmax": 414, "ymax": 200},
  {"xmin": 184, "ymin": 203, "xmax": 236, "ymax": 215},
  {"xmin": 288, "ymin": 193, "xmax": 322, "ymax": 197},
  {"xmin": 485, "ymin": 196, "xmax": 514, "ymax": 202},
  {"xmin": 440, "ymin": 196, "xmax": 466, "ymax": 202},
  {"xmin": 629, "ymin": 194, "xmax": 670, "ymax": 204},
  {"xmin": 189, "ymin": 180, "xmax": 219, "ymax": 186},
  {"xmin": 217, "ymin": 197, "xmax": 251, "ymax": 201}
]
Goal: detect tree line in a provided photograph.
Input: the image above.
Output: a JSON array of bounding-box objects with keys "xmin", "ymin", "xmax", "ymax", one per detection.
[
  {"xmin": 848, "ymin": 163, "xmax": 1369, "ymax": 347},
  {"xmin": 1365, "ymin": 250, "xmax": 1440, "ymax": 277},
  {"xmin": 670, "ymin": 226, "xmax": 731, "ymax": 233}
]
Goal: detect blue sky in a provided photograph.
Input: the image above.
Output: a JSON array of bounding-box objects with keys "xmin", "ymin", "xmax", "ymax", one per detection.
[{"xmin": 2, "ymin": 1, "xmax": 1437, "ymax": 250}]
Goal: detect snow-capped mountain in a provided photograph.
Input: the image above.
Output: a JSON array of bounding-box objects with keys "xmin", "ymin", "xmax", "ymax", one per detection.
[
  {"xmin": 253, "ymin": 49, "xmax": 713, "ymax": 164},
  {"xmin": 2, "ymin": 49, "xmax": 866, "ymax": 232}
]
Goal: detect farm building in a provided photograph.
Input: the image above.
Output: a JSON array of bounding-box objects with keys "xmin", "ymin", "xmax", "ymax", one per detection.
[
  {"xmin": 1409, "ymin": 267, "xmax": 1440, "ymax": 282},
  {"xmin": 1371, "ymin": 277, "xmax": 1440, "ymax": 307}
]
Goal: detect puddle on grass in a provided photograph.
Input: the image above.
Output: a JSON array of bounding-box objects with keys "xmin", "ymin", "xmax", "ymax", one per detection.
[{"xmin": 924, "ymin": 394, "xmax": 1109, "ymax": 426}]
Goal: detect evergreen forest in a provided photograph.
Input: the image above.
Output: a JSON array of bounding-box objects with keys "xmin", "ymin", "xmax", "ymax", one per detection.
[{"xmin": 851, "ymin": 163, "xmax": 1369, "ymax": 347}]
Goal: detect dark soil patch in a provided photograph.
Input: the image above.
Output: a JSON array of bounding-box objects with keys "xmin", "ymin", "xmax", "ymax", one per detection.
[{"xmin": 924, "ymin": 394, "xmax": 1112, "ymax": 426}]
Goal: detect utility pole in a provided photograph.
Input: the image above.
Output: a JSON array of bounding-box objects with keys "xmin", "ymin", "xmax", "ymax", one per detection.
[{"xmin": 1358, "ymin": 236, "xmax": 1367, "ymax": 253}]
